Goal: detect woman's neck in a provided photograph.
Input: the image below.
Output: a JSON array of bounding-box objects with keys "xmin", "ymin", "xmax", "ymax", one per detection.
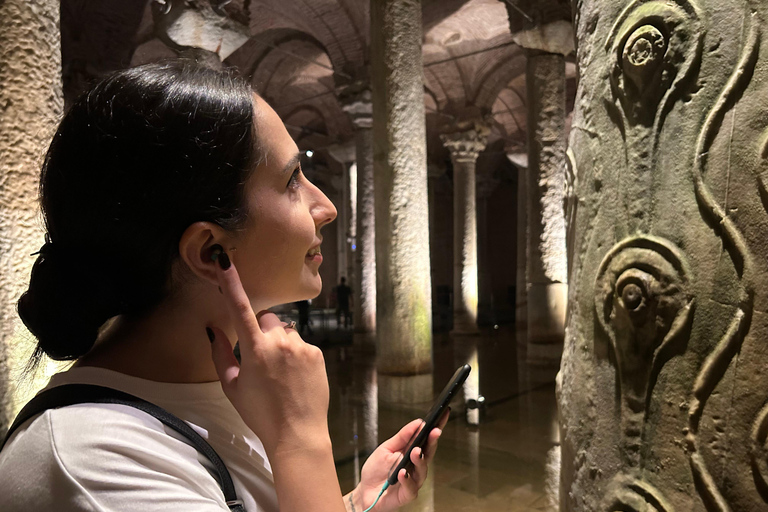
[{"xmin": 76, "ymin": 293, "xmax": 234, "ymax": 383}]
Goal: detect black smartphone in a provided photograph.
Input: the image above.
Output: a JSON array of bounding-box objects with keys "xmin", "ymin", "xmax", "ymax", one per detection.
[{"xmin": 386, "ymin": 364, "xmax": 471, "ymax": 486}]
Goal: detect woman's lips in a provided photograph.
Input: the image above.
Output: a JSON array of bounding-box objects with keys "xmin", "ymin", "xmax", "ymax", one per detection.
[{"xmin": 306, "ymin": 246, "xmax": 322, "ymax": 264}]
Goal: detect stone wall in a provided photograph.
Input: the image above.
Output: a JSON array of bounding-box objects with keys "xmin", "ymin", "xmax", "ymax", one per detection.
[{"xmin": 560, "ymin": 0, "xmax": 768, "ymax": 509}]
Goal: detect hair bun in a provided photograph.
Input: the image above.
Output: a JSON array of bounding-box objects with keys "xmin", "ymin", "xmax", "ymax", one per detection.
[{"xmin": 17, "ymin": 243, "xmax": 121, "ymax": 360}]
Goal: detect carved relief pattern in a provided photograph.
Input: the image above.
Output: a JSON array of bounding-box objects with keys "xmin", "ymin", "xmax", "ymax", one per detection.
[
  {"xmin": 560, "ymin": 0, "xmax": 768, "ymax": 512},
  {"xmin": 595, "ymin": 236, "xmax": 693, "ymax": 510}
]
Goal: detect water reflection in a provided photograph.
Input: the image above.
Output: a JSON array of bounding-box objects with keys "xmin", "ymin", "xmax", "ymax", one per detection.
[{"xmin": 327, "ymin": 325, "xmax": 559, "ymax": 511}]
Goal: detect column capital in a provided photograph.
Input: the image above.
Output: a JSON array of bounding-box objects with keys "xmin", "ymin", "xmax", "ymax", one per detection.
[
  {"xmin": 337, "ymin": 81, "xmax": 372, "ymax": 130},
  {"xmin": 440, "ymin": 124, "xmax": 490, "ymax": 163},
  {"xmin": 152, "ymin": 0, "xmax": 249, "ymax": 60}
]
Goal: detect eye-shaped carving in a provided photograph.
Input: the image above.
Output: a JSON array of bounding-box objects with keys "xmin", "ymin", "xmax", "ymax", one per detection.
[
  {"xmin": 606, "ymin": 0, "xmax": 702, "ymax": 126},
  {"xmin": 595, "ymin": 236, "xmax": 694, "ymax": 407},
  {"xmin": 616, "ymin": 270, "xmax": 650, "ymax": 316}
]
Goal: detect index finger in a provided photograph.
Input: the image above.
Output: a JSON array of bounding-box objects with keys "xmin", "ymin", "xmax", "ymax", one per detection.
[{"xmin": 213, "ymin": 247, "xmax": 264, "ymax": 343}]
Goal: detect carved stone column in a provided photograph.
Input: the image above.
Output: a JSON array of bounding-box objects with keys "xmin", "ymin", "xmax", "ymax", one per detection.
[
  {"xmin": 339, "ymin": 84, "xmax": 376, "ymax": 345},
  {"xmin": 526, "ymin": 50, "xmax": 568, "ymax": 367},
  {"xmin": 371, "ymin": 0, "xmax": 433, "ymax": 403},
  {"xmin": 441, "ymin": 126, "xmax": 489, "ymax": 334},
  {"xmin": 0, "ymin": 0, "xmax": 63, "ymax": 431},
  {"xmin": 561, "ymin": 1, "xmax": 768, "ymax": 510}
]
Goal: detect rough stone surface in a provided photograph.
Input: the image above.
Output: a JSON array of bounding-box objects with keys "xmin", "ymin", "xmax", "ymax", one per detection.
[
  {"xmin": 371, "ymin": 0, "xmax": 433, "ymax": 403},
  {"xmin": 561, "ymin": 0, "xmax": 768, "ymax": 510},
  {"xmin": 0, "ymin": 0, "xmax": 63, "ymax": 432},
  {"xmin": 441, "ymin": 125, "xmax": 489, "ymax": 334},
  {"xmin": 526, "ymin": 51, "xmax": 568, "ymax": 364},
  {"xmin": 339, "ymin": 84, "xmax": 377, "ymax": 340}
]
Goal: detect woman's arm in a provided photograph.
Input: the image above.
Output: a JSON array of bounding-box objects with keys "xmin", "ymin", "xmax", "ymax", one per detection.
[{"xmin": 209, "ymin": 257, "xmax": 345, "ymax": 512}]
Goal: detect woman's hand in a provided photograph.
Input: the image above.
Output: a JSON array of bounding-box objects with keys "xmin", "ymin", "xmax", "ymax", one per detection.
[
  {"xmin": 207, "ymin": 253, "xmax": 330, "ymax": 454},
  {"xmin": 207, "ymin": 251, "xmax": 345, "ymax": 512},
  {"xmin": 347, "ymin": 412, "xmax": 449, "ymax": 512}
]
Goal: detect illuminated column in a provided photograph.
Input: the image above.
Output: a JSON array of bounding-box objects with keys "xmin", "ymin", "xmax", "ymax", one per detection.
[
  {"xmin": 525, "ymin": 51, "xmax": 567, "ymax": 367},
  {"xmin": 339, "ymin": 84, "xmax": 376, "ymax": 345},
  {"xmin": 440, "ymin": 126, "xmax": 489, "ymax": 334},
  {"xmin": 326, "ymin": 142, "xmax": 357, "ymax": 290},
  {"xmin": 371, "ymin": 0, "xmax": 433, "ymax": 403},
  {"xmin": 0, "ymin": 0, "xmax": 63, "ymax": 430}
]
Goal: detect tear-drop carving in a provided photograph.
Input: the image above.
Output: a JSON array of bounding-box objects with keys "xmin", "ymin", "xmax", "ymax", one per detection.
[
  {"xmin": 607, "ymin": 0, "xmax": 702, "ymax": 127},
  {"xmin": 595, "ymin": 236, "xmax": 694, "ymax": 465}
]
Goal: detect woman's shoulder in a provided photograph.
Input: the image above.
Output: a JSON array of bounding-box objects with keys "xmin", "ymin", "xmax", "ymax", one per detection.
[{"xmin": 0, "ymin": 404, "xmax": 226, "ymax": 511}]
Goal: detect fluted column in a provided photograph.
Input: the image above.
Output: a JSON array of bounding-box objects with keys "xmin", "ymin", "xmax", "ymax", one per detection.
[
  {"xmin": 339, "ymin": 84, "xmax": 376, "ymax": 346},
  {"xmin": 0, "ymin": 0, "xmax": 63, "ymax": 431},
  {"xmin": 371, "ymin": 0, "xmax": 433, "ymax": 403},
  {"xmin": 525, "ymin": 51, "xmax": 568, "ymax": 367},
  {"xmin": 441, "ymin": 126, "xmax": 489, "ymax": 334}
]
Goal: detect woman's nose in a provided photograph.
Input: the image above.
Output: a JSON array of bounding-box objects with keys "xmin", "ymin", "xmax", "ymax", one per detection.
[{"xmin": 311, "ymin": 184, "xmax": 337, "ymax": 228}]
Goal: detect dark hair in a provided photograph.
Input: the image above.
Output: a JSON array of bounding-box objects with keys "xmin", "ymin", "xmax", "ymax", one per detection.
[{"xmin": 18, "ymin": 61, "xmax": 258, "ymax": 363}]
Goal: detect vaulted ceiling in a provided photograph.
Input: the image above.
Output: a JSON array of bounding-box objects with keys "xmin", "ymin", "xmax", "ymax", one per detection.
[{"xmin": 61, "ymin": 0, "xmax": 576, "ymax": 178}]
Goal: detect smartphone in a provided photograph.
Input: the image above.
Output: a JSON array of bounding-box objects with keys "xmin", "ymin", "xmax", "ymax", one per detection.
[{"xmin": 386, "ymin": 364, "xmax": 471, "ymax": 486}]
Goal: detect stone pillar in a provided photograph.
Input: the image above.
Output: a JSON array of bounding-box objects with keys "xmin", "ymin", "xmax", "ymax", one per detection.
[
  {"xmin": 525, "ymin": 51, "xmax": 568, "ymax": 367},
  {"xmin": 0, "ymin": 0, "xmax": 63, "ymax": 431},
  {"xmin": 326, "ymin": 142, "xmax": 357, "ymax": 290},
  {"xmin": 475, "ymin": 172, "xmax": 498, "ymax": 327},
  {"xmin": 561, "ymin": 1, "xmax": 768, "ymax": 510},
  {"xmin": 441, "ymin": 126, "xmax": 489, "ymax": 334},
  {"xmin": 371, "ymin": 0, "xmax": 432, "ymax": 403},
  {"xmin": 339, "ymin": 85, "xmax": 376, "ymax": 345},
  {"xmin": 507, "ymin": 156, "xmax": 529, "ymax": 357}
]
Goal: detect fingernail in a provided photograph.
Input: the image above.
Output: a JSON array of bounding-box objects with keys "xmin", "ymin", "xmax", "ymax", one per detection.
[
  {"xmin": 218, "ymin": 251, "xmax": 231, "ymax": 270},
  {"xmin": 206, "ymin": 327, "xmax": 215, "ymax": 343},
  {"xmin": 211, "ymin": 244, "xmax": 223, "ymax": 262}
]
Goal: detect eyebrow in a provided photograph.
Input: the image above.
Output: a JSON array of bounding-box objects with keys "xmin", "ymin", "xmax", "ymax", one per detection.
[{"xmin": 281, "ymin": 153, "xmax": 302, "ymax": 176}]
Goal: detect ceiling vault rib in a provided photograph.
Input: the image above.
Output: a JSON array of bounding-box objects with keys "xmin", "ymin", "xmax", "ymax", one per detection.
[
  {"xmin": 424, "ymin": 41, "xmax": 518, "ymax": 68},
  {"xmin": 249, "ymin": 35, "xmax": 351, "ymax": 79}
]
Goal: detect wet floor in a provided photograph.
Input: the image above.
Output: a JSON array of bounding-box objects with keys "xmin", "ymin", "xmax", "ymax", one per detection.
[{"xmin": 306, "ymin": 321, "xmax": 560, "ymax": 512}]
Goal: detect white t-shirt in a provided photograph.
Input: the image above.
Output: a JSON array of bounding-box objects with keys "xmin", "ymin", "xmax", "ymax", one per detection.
[{"xmin": 0, "ymin": 366, "xmax": 279, "ymax": 511}]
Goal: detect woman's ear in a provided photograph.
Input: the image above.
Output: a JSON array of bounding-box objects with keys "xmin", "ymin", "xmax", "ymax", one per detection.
[{"xmin": 178, "ymin": 221, "xmax": 229, "ymax": 285}]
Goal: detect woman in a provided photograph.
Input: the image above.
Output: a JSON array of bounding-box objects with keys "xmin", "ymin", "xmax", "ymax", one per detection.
[{"xmin": 0, "ymin": 61, "xmax": 445, "ymax": 511}]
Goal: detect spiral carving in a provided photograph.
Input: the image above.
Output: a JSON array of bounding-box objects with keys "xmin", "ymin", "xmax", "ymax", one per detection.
[{"xmin": 622, "ymin": 25, "xmax": 667, "ymax": 90}]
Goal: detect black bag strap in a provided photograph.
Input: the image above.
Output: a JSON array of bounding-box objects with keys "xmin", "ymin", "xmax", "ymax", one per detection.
[{"xmin": 1, "ymin": 384, "xmax": 246, "ymax": 512}]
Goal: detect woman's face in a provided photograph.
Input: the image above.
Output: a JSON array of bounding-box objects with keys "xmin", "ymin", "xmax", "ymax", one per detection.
[{"xmin": 229, "ymin": 94, "xmax": 336, "ymax": 309}]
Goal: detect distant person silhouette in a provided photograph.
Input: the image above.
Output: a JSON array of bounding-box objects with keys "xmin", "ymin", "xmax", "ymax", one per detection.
[
  {"xmin": 295, "ymin": 299, "xmax": 313, "ymax": 336},
  {"xmin": 334, "ymin": 277, "xmax": 352, "ymax": 329}
]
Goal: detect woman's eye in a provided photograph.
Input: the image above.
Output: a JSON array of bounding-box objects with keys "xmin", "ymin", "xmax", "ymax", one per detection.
[{"xmin": 288, "ymin": 167, "xmax": 301, "ymax": 188}]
